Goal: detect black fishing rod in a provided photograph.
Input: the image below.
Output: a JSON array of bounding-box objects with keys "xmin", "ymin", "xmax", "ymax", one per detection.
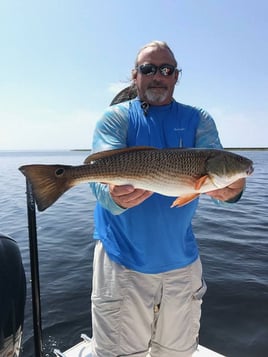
[{"xmin": 26, "ymin": 178, "xmax": 43, "ymax": 357}]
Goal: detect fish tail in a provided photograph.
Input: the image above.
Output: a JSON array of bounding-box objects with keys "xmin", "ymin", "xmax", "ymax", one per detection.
[{"xmin": 19, "ymin": 164, "xmax": 74, "ymax": 211}]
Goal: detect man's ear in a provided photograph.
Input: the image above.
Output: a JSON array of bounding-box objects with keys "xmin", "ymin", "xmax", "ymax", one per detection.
[
  {"xmin": 175, "ymin": 69, "xmax": 182, "ymax": 84},
  {"xmin": 132, "ymin": 69, "xmax": 137, "ymax": 81},
  {"xmin": 175, "ymin": 69, "xmax": 179, "ymax": 82}
]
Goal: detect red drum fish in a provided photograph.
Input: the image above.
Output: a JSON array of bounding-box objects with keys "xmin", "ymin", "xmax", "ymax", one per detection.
[{"xmin": 19, "ymin": 147, "xmax": 253, "ymax": 212}]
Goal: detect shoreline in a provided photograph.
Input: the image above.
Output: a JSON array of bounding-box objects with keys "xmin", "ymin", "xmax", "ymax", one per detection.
[
  {"xmin": 0, "ymin": 148, "xmax": 267, "ymax": 153},
  {"xmin": 71, "ymin": 147, "xmax": 268, "ymax": 152}
]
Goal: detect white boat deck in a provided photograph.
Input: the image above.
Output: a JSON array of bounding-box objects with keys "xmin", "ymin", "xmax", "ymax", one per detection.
[{"xmin": 54, "ymin": 334, "xmax": 225, "ymax": 357}]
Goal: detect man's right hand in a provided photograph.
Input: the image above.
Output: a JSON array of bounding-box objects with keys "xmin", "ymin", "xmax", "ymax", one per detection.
[{"xmin": 109, "ymin": 184, "xmax": 153, "ymax": 209}]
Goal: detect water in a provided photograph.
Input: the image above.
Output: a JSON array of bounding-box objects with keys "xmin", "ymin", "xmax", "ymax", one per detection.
[{"xmin": 0, "ymin": 150, "xmax": 267, "ymax": 357}]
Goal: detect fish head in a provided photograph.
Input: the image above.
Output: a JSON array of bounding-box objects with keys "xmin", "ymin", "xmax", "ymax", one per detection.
[{"xmin": 206, "ymin": 150, "xmax": 254, "ymax": 188}]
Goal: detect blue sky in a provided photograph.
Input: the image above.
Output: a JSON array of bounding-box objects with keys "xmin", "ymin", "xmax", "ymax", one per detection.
[{"xmin": 0, "ymin": 0, "xmax": 267, "ymax": 150}]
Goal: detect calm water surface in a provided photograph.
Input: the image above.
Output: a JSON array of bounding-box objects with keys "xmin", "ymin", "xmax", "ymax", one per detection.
[{"xmin": 0, "ymin": 150, "xmax": 267, "ymax": 357}]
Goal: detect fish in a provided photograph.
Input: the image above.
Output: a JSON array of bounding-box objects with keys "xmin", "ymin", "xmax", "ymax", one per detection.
[{"xmin": 19, "ymin": 147, "xmax": 253, "ymax": 212}]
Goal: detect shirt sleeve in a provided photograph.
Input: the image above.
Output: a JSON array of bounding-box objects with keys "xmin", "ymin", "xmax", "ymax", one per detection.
[
  {"xmin": 89, "ymin": 103, "xmax": 129, "ymax": 215},
  {"xmin": 195, "ymin": 108, "xmax": 223, "ymax": 149}
]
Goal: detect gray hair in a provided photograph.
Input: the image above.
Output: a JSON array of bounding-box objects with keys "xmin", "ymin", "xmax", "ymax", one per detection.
[{"xmin": 134, "ymin": 40, "xmax": 178, "ymax": 67}]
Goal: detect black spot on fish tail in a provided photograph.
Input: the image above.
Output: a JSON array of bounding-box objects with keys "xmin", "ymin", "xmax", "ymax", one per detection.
[{"xmin": 19, "ymin": 164, "xmax": 74, "ymax": 211}]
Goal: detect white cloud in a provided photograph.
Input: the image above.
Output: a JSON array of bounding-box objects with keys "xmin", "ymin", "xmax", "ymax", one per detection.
[
  {"xmin": 0, "ymin": 80, "xmax": 131, "ymax": 151},
  {"xmin": 208, "ymin": 107, "xmax": 268, "ymax": 148},
  {"xmin": 1, "ymin": 103, "xmax": 267, "ymax": 150},
  {"xmin": 0, "ymin": 108, "xmax": 101, "ymax": 150}
]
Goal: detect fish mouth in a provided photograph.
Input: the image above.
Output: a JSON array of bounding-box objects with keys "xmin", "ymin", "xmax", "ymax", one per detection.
[{"xmin": 247, "ymin": 165, "xmax": 254, "ymax": 176}]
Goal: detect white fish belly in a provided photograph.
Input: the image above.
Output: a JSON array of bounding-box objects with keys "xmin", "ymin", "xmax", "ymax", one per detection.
[{"xmin": 102, "ymin": 175, "xmax": 217, "ymax": 197}]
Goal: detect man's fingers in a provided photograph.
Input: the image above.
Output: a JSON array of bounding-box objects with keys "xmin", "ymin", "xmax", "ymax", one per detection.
[
  {"xmin": 109, "ymin": 185, "xmax": 153, "ymax": 208},
  {"xmin": 110, "ymin": 184, "xmax": 135, "ymax": 197}
]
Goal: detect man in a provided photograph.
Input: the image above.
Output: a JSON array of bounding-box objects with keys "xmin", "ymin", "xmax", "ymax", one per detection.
[{"xmin": 90, "ymin": 41, "xmax": 245, "ymax": 356}]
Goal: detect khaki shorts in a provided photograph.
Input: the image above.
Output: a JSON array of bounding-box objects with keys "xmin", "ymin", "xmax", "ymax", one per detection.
[{"xmin": 91, "ymin": 241, "xmax": 207, "ymax": 357}]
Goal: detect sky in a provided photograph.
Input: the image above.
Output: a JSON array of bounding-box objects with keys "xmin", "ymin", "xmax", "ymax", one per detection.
[{"xmin": 0, "ymin": 0, "xmax": 267, "ymax": 150}]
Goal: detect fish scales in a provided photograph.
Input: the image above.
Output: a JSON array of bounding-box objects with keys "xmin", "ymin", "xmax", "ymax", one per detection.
[{"xmin": 86, "ymin": 149, "xmax": 206, "ymax": 179}]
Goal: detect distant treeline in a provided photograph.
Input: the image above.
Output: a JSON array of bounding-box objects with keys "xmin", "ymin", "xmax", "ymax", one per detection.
[
  {"xmin": 225, "ymin": 147, "xmax": 268, "ymax": 151},
  {"xmin": 72, "ymin": 147, "xmax": 268, "ymax": 152}
]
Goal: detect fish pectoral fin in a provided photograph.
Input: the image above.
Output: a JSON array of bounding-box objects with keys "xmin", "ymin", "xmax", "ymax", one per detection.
[
  {"xmin": 171, "ymin": 194, "xmax": 200, "ymax": 208},
  {"xmin": 194, "ymin": 175, "xmax": 209, "ymax": 190}
]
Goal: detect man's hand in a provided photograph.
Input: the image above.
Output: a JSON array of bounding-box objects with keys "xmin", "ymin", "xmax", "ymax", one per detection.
[
  {"xmin": 206, "ymin": 178, "xmax": 246, "ymax": 202},
  {"xmin": 109, "ymin": 184, "xmax": 153, "ymax": 209}
]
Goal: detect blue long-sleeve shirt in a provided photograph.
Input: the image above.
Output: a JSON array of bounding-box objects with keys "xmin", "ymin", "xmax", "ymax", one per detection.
[{"xmin": 90, "ymin": 99, "xmax": 223, "ymax": 273}]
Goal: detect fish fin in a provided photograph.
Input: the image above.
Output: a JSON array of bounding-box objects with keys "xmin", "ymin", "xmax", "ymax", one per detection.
[
  {"xmin": 110, "ymin": 85, "xmax": 137, "ymax": 105},
  {"xmin": 19, "ymin": 164, "xmax": 75, "ymax": 211},
  {"xmin": 84, "ymin": 146, "xmax": 157, "ymax": 163},
  {"xmin": 171, "ymin": 194, "xmax": 200, "ymax": 208},
  {"xmin": 194, "ymin": 175, "xmax": 209, "ymax": 190}
]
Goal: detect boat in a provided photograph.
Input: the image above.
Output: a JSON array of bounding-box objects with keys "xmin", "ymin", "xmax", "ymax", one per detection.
[
  {"xmin": 54, "ymin": 334, "xmax": 225, "ymax": 356},
  {"xmin": 0, "ymin": 233, "xmax": 26, "ymax": 357}
]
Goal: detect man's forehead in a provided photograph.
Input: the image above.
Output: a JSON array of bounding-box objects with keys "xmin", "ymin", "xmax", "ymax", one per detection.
[{"xmin": 137, "ymin": 46, "xmax": 176, "ymax": 64}]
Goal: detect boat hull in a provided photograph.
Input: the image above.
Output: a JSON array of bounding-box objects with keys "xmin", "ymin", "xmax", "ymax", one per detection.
[{"xmin": 55, "ymin": 335, "xmax": 225, "ymax": 357}]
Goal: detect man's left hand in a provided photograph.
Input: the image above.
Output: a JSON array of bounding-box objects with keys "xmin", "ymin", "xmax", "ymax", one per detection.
[{"xmin": 206, "ymin": 178, "xmax": 246, "ymax": 202}]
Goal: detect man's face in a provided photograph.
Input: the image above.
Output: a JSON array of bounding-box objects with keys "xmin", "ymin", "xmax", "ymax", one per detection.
[{"xmin": 133, "ymin": 47, "xmax": 179, "ymax": 106}]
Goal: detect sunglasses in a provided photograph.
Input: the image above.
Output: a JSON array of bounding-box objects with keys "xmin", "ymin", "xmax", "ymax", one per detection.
[{"xmin": 136, "ymin": 63, "xmax": 177, "ymax": 76}]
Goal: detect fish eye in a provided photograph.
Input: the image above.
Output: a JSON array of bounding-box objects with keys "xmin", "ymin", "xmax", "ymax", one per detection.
[{"xmin": 55, "ymin": 168, "xmax": 65, "ymax": 176}]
